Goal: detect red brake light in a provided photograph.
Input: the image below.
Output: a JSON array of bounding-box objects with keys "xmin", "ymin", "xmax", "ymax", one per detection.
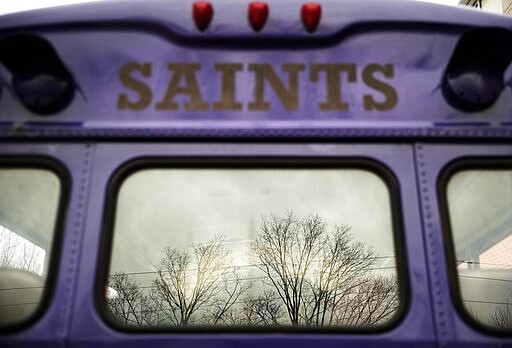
[
  {"xmin": 301, "ymin": 3, "xmax": 321, "ymax": 33},
  {"xmin": 248, "ymin": 2, "xmax": 269, "ymax": 32},
  {"xmin": 193, "ymin": 1, "xmax": 214, "ymax": 32}
]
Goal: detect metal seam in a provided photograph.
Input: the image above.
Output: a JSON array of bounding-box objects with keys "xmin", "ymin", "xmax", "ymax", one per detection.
[
  {"xmin": 1, "ymin": 127, "xmax": 512, "ymax": 138},
  {"xmin": 57, "ymin": 144, "xmax": 93, "ymax": 339},
  {"xmin": 416, "ymin": 144, "xmax": 449, "ymax": 346}
]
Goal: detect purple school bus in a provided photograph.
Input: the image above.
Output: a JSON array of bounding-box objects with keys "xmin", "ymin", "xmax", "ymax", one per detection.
[{"xmin": 0, "ymin": 0, "xmax": 511, "ymax": 347}]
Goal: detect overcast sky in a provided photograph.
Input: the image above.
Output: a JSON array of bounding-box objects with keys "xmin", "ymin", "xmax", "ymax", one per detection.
[{"xmin": 0, "ymin": 0, "xmax": 460, "ymax": 16}]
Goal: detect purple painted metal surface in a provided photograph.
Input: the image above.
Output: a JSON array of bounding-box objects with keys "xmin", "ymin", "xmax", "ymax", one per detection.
[
  {"xmin": 71, "ymin": 143, "xmax": 432, "ymax": 347},
  {"xmin": 0, "ymin": 143, "xmax": 91, "ymax": 347},
  {"xmin": 0, "ymin": 0, "xmax": 510, "ymax": 138},
  {"xmin": 416, "ymin": 144, "xmax": 512, "ymax": 347}
]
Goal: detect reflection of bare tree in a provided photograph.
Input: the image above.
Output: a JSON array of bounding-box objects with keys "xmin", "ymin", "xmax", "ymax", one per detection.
[
  {"xmin": 19, "ymin": 243, "xmax": 42, "ymax": 274},
  {"xmin": 107, "ymin": 273, "xmax": 155, "ymax": 326},
  {"xmin": 0, "ymin": 226, "xmax": 44, "ymax": 275},
  {"xmin": 252, "ymin": 212, "xmax": 398, "ymax": 327},
  {"xmin": 240, "ymin": 290, "xmax": 283, "ymax": 325},
  {"xmin": 0, "ymin": 228, "xmax": 18, "ymax": 266},
  {"xmin": 152, "ymin": 235, "xmax": 244, "ymax": 326},
  {"xmin": 207, "ymin": 270, "xmax": 249, "ymax": 325},
  {"xmin": 330, "ymin": 275, "xmax": 398, "ymax": 326},
  {"xmin": 107, "ymin": 213, "xmax": 398, "ymax": 328},
  {"xmin": 488, "ymin": 289, "xmax": 512, "ymax": 330}
]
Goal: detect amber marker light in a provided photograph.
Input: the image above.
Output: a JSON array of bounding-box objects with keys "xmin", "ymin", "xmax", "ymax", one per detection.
[
  {"xmin": 301, "ymin": 3, "xmax": 321, "ymax": 33},
  {"xmin": 193, "ymin": 1, "xmax": 214, "ymax": 31},
  {"xmin": 248, "ymin": 2, "xmax": 269, "ymax": 32}
]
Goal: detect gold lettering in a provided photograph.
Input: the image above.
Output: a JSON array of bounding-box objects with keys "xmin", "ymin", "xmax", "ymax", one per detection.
[
  {"xmin": 117, "ymin": 62, "xmax": 152, "ymax": 111},
  {"xmin": 248, "ymin": 64, "xmax": 305, "ymax": 111},
  {"xmin": 363, "ymin": 64, "xmax": 398, "ymax": 111},
  {"xmin": 310, "ymin": 64, "xmax": 356, "ymax": 111},
  {"xmin": 213, "ymin": 64, "xmax": 243, "ymax": 111},
  {"xmin": 155, "ymin": 64, "xmax": 208, "ymax": 111}
]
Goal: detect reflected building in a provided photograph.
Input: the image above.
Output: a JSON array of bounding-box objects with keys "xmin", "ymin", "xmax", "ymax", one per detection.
[{"xmin": 459, "ymin": 0, "xmax": 512, "ymax": 15}]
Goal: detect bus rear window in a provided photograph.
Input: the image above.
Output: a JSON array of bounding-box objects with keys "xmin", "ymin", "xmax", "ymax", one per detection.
[
  {"xmin": 103, "ymin": 160, "xmax": 402, "ymax": 331},
  {"xmin": 0, "ymin": 167, "xmax": 61, "ymax": 328},
  {"xmin": 446, "ymin": 167, "xmax": 512, "ymax": 332}
]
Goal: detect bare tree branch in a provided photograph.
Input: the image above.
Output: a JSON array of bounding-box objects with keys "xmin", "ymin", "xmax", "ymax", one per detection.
[
  {"xmin": 107, "ymin": 273, "xmax": 156, "ymax": 326},
  {"xmin": 208, "ymin": 269, "xmax": 249, "ymax": 325},
  {"xmin": 252, "ymin": 212, "xmax": 399, "ymax": 327},
  {"xmin": 152, "ymin": 235, "xmax": 244, "ymax": 326},
  {"xmin": 240, "ymin": 290, "xmax": 284, "ymax": 326}
]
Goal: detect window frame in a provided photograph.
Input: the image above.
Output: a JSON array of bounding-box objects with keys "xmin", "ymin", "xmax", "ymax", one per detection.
[
  {"xmin": 0, "ymin": 156, "xmax": 70, "ymax": 333},
  {"xmin": 438, "ymin": 157, "xmax": 512, "ymax": 337},
  {"xmin": 96, "ymin": 156, "xmax": 409, "ymax": 334}
]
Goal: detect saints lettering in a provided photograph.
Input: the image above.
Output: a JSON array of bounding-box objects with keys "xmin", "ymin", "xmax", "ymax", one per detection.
[{"xmin": 117, "ymin": 62, "xmax": 398, "ymax": 112}]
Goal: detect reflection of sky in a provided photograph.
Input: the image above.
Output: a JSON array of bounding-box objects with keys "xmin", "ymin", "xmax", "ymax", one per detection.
[
  {"xmin": 110, "ymin": 168, "xmax": 395, "ymax": 275},
  {"xmin": 448, "ymin": 171, "xmax": 512, "ymax": 258},
  {"xmin": 0, "ymin": 169, "xmax": 59, "ymax": 261},
  {"xmin": 448, "ymin": 170, "xmax": 512, "ymax": 327}
]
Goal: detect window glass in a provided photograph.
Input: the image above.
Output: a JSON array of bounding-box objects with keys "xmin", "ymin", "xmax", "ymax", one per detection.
[
  {"xmin": 447, "ymin": 169, "xmax": 512, "ymax": 331},
  {"xmin": 0, "ymin": 168, "xmax": 61, "ymax": 327},
  {"xmin": 106, "ymin": 165, "xmax": 401, "ymax": 330}
]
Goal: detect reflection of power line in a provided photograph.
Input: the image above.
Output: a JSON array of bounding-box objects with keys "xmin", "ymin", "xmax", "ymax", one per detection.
[
  {"xmin": 459, "ymin": 275, "xmax": 512, "ymax": 283},
  {"xmin": 132, "ymin": 272, "xmax": 397, "ymax": 290},
  {"xmin": 133, "ymin": 285, "xmax": 397, "ymax": 296},
  {"xmin": 110, "ymin": 289, "xmax": 398, "ymax": 311},
  {"xmin": 463, "ymin": 299, "xmax": 511, "ymax": 306},
  {"xmin": 0, "ymin": 286, "xmax": 43, "ymax": 291},
  {"xmin": 111, "ymin": 266, "xmax": 397, "ymax": 280},
  {"xmin": 0, "ymin": 301, "xmax": 38, "ymax": 308},
  {"xmin": 458, "ymin": 260, "xmax": 512, "ymax": 268},
  {"xmin": 111, "ymin": 256, "xmax": 397, "ymax": 277}
]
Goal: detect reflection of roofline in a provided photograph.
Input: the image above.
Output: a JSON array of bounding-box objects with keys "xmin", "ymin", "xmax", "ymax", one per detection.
[{"xmin": 458, "ymin": 0, "xmax": 481, "ymax": 8}]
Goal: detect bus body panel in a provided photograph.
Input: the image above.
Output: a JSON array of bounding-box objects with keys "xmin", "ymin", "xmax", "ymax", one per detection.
[
  {"xmin": 416, "ymin": 144, "xmax": 512, "ymax": 346},
  {"xmin": 68, "ymin": 143, "xmax": 433, "ymax": 347},
  {"xmin": 0, "ymin": 143, "xmax": 89, "ymax": 347},
  {"xmin": 0, "ymin": 1, "xmax": 511, "ymax": 138}
]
